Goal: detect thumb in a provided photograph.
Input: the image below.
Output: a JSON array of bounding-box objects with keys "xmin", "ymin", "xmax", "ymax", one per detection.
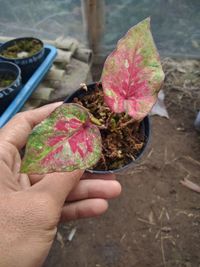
[{"xmin": 31, "ymin": 169, "xmax": 84, "ymax": 207}]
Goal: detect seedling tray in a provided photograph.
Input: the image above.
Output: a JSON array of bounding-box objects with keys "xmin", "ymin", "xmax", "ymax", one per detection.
[{"xmin": 0, "ymin": 44, "xmax": 57, "ymax": 128}]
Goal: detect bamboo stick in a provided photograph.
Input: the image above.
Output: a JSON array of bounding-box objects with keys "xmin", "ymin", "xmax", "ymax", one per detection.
[
  {"xmin": 74, "ymin": 47, "xmax": 93, "ymax": 64},
  {"xmin": 31, "ymin": 85, "xmax": 54, "ymax": 101},
  {"xmin": 45, "ymin": 66, "xmax": 65, "ymax": 81},
  {"xmin": 81, "ymin": 0, "xmax": 105, "ymax": 56},
  {"xmin": 54, "ymin": 49, "xmax": 72, "ymax": 64}
]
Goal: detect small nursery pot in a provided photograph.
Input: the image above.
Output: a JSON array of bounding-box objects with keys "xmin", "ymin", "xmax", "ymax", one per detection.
[
  {"xmin": 64, "ymin": 82, "xmax": 150, "ymax": 174},
  {"xmin": 0, "ymin": 37, "xmax": 44, "ymax": 83},
  {"xmin": 0, "ymin": 61, "xmax": 22, "ymax": 115}
]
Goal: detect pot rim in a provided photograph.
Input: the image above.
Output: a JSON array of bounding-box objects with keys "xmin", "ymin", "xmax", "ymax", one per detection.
[
  {"xmin": 0, "ymin": 61, "xmax": 21, "ymax": 92},
  {"xmin": 0, "ymin": 37, "xmax": 44, "ymax": 61}
]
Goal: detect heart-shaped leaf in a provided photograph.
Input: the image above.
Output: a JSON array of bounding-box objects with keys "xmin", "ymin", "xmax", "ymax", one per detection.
[
  {"xmin": 101, "ymin": 17, "xmax": 165, "ymax": 121},
  {"xmin": 21, "ymin": 103, "xmax": 102, "ymax": 174}
]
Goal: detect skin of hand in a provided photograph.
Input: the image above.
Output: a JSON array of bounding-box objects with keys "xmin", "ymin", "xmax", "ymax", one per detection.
[{"xmin": 0, "ymin": 102, "xmax": 121, "ymax": 267}]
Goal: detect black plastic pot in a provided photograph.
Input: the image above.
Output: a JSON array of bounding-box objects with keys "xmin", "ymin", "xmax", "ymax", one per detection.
[
  {"xmin": 64, "ymin": 82, "xmax": 151, "ymax": 174},
  {"xmin": 0, "ymin": 37, "xmax": 44, "ymax": 83},
  {"xmin": 0, "ymin": 61, "xmax": 22, "ymax": 115}
]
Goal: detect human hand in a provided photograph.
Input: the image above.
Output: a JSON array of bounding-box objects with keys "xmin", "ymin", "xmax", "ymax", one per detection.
[{"xmin": 0, "ymin": 103, "xmax": 121, "ymax": 267}]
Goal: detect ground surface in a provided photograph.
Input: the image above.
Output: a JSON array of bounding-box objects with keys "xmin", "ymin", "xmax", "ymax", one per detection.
[{"xmin": 44, "ymin": 58, "xmax": 200, "ymax": 267}]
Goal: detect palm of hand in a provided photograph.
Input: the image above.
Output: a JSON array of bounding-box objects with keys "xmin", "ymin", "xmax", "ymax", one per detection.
[{"xmin": 0, "ymin": 103, "xmax": 121, "ymax": 267}]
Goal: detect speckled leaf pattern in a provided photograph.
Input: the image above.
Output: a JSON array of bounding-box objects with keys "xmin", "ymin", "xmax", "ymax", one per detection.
[
  {"xmin": 101, "ymin": 17, "xmax": 165, "ymax": 121},
  {"xmin": 21, "ymin": 103, "xmax": 102, "ymax": 174}
]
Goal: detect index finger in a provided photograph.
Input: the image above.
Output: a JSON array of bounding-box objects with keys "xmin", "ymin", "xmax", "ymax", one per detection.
[{"xmin": 0, "ymin": 102, "xmax": 63, "ymax": 149}]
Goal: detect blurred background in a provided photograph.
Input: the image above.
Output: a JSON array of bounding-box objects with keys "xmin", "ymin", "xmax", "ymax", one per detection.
[
  {"xmin": 0, "ymin": 0, "xmax": 199, "ymax": 59},
  {"xmin": 0, "ymin": 1, "xmax": 200, "ymax": 266}
]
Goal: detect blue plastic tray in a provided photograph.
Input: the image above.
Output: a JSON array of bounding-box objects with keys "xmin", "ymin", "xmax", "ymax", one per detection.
[{"xmin": 0, "ymin": 44, "xmax": 57, "ymax": 128}]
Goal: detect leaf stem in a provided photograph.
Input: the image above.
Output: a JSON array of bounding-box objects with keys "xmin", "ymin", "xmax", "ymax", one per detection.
[
  {"xmin": 89, "ymin": 114, "xmax": 107, "ymax": 129},
  {"xmin": 119, "ymin": 118, "xmax": 135, "ymax": 129},
  {"xmin": 106, "ymin": 112, "xmax": 115, "ymax": 128},
  {"xmin": 89, "ymin": 114, "xmax": 102, "ymax": 126}
]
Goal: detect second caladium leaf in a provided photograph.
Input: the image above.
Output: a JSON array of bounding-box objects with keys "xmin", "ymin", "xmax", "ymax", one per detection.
[
  {"xmin": 101, "ymin": 17, "xmax": 165, "ymax": 121},
  {"xmin": 21, "ymin": 103, "xmax": 102, "ymax": 174}
]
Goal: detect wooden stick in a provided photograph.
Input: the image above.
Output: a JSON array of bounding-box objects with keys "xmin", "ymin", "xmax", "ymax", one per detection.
[{"xmin": 81, "ymin": 0, "xmax": 105, "ymax": 55}]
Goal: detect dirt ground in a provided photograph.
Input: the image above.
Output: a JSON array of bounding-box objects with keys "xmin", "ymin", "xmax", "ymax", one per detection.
[{"xmin": 44, "ymin": 58, "xmax": 200, "ymax": 267}]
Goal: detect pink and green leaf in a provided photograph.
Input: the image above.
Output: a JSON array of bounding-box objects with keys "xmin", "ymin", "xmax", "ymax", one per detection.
[
  {"xmin": 101, "ymin": 17, "xmax": 165, "ymax": 121},
  {"xmin": 21, "ymin": 103, "xmax": 102, "ymax": 174}
]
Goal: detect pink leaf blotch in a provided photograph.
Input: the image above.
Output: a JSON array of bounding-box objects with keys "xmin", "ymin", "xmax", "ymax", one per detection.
[
  {"xmin": 21, "ymin": 103, "xmax": 102, "ymax": 174},
  {"xmin": 101, "ymin": 17, "xmax": 165, "ymax": 121}
]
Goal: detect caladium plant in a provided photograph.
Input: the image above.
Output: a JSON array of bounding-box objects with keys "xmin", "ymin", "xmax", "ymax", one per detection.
[
  {"xmin": 21, "ymin": 103, "xmax": 102, "ymax": 174},
  {"xmin": 102, "ymin": 17, "xmax": 165, "ymax": 121},
  {"xmin": 21, "ymin": 17, "xmax": 164, "ymax": 174}
]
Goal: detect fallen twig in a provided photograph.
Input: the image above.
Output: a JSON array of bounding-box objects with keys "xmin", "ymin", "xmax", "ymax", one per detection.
[
  {"xmin": 183, "ymin": 156, "xmax": 200, "ymax": 167},
  {"xmin": 137, "ymin": 217, "xmax": 156, "ymax": 226},
  {"xmin": 180, "ymin": 178, "xmax": 200, "ymax": 193},
  {"xmin": 56, "ymin": 231, "xmax": 65, "ymax": 248},
  {"xmin": 67, "ymin": 227, "xmax": 77, "ymax": 242}
]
